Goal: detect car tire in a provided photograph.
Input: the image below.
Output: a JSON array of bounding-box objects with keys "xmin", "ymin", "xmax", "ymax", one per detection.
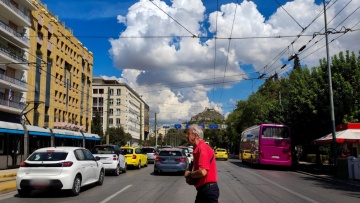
[
  {"xmin": 122, "ymin": 163, "xmax": 127, "ymax": 173},
  {"xmin": 114, "ymin": 165, "xmax": 120, "ymax": 176},
  {"xmin": 97, "ymin": 169, "xmax": 105, "ymax": 185},
  {"xmin": 154, "ymin": 169, "xmax": 159, "ymax": 175},
  {"xmin": 18, "ymin": 189, "xmax": 31, "ymax": 197},
  {"xmin": 70, "ymin": 175, "xmax": 81, "ymax": 196},
  {"xmin": 144, "ymin": 160, "xmax": 148, "ymax": 167},
  {"xmin": 137, "ymin": 161, "xmax": 141, "ymax": 169}
]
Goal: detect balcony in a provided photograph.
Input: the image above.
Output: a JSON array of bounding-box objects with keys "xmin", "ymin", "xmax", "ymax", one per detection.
[
  {"xmin": 0, "ymin": 0, "xmax": 31, "ymax": 26},
  {"xmin": 47, "ymin": 40, "xmax": 52, "ymax": 51},
  {"xmin": 37, "ymin": 34, "xmax": 43, "ymax": 45},
  {"xmin": 0, "ymin": 72, "xmax": 27, "ymax": 91},
  {"xmin": 0, "ymin": 20, "xmax": 29, "ymax": 48},
  {"xmin": 0, "ymin": 97, "xmax": 25, "ymax": 114},
  {"xmin": 0, "ymin": 44, "xmax": 28, "ymax": 70}
]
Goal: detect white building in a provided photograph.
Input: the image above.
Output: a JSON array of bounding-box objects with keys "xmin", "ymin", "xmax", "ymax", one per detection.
[
  {"xmin": 0, "ymin": 0, "xmax": 36, "ymax": 122},
  {"xmin": 92, "ymin": 76, "xmax": 148, "ymax": 146}
]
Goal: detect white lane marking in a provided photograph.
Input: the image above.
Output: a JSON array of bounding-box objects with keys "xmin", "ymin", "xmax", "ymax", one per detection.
[
  {"xmin": 242, "ymin": 168, "xmax": 319, "ymax": 203},
  {"xmin": 100, "ymin": 185, "xmax": 132, "ymax": 203}
]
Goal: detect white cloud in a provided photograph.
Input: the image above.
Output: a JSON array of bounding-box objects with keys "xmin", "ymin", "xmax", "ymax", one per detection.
[{"xmin": 109, "ymin": 0, "xmax": 360, "ymax": 124}]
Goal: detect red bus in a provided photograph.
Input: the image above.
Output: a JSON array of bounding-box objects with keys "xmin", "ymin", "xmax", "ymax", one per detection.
[{"xmin": 239, "ymin": 124, "xmax": 292, "ymax": 166}]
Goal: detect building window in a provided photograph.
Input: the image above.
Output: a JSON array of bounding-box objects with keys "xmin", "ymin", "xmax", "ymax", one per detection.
[
  {"xmin": 116, "ymin": 109, "xmax": 120, "ymax": 116},
  {"xmin": 109, "ymin": 99, "xmax": 113, "ymax": 106},
  {"xmin": 108, "ymin": 118, "xmax": 113, "ymax": 125},
  {"xmin": 117, "ymin": 89, "xmax": 121, "ymax": 95},
  {"xmin": 109, "ymin": 89, "xmax": 114, "ymax": 96},
  {"xmin": 99, "ymin": 89, "xmax": 104, "ymax": 94},
  {"xmin": 109, "ymin": 109, "xmax": 113, "ymax": 116},
  {"xmin": 116, "ymin": 118, "xmax": 120, "ymax": 125},
  {"xmin": 93, "ymin": 89, "xmax": 98, "ymax": 94},
  {"xmin": 116, "ymin": 99, "xmax": 121, "ymax": 105}
]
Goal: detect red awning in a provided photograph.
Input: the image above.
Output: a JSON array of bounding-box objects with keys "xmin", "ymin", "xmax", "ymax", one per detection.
[{"xmin": 313, "ymin": 129, "xmax": 360, "ymax": 144}]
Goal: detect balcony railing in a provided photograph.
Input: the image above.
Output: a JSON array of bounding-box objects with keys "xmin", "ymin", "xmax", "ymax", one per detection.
[
  {"xmin": 1, "ymin": 0, "xmax": 31, "ymax": 22},
  {"xmin": 0, "ymin": 20, "xmax": 29, "ymax": 45},
  {"xmin": 0, "ymin": 44, "xmax": 27, "ymax": 63},
  {"xmin": 0, "ymin": 72, "xmax": 27, "ymax": 88},
  {"xmin": 0, "ymin": 97, "xmax": 25, "ymax": 110}
]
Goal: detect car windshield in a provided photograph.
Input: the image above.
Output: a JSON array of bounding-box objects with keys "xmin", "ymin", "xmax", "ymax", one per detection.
[
  {"xmin": 28, "ymin": 152, "xmax": 68, "ymax": 161},
  {"xmin": 217, "ymin": 149, "xmax": 226, "ymax": 152},
  {"xmin": 120, "ymin": 148, "xmax": 133, "ymax": 155},
  {"xmin": 91, "ymin": 146, "xmax": 115, "ymax": 154},
  {"xmin": 159, "ymin": 151, "xmax": 182, "ymax": 156},
  {"xmin": 142, "ymin": 148, "xmax": 155, "ymax": 153}
]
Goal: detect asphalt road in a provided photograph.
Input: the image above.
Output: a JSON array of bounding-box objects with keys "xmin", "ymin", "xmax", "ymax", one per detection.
[{"xmin": 1, "ymin": 159, "xmax": 359, "ymax": 203}]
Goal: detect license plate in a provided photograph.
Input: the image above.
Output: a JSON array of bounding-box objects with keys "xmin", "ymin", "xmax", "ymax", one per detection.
[
  {"xmin": 271, "ymin": 156, "xmax": 279, "ymax": 159},
  {"xmin": 30, "ymin": 180, "xmax": 50, "ymax": 187}
]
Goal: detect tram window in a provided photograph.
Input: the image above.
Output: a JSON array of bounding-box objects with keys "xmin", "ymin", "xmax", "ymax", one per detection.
[{"xmin": 0, "ymin": 136, "xmax": 4, "ymax": 154}]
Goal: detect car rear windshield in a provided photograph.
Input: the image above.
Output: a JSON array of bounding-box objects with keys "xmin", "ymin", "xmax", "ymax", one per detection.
[
  {"xmin": 217, "ymin": 149, "xmax": 226, "ymax": 152},
  {"xmin": 91, "ymin": 146, "xmax": 115, "ymax": 154},
  {"xmin": 28, "ymin": 152, "xmax": 68, "ymax": 161},
  {"xmin": 159, "ymin": 151, "xmax": 182, "ymax": 156},
  {"xmin": 121, "ymin": 148, "xmax": 133, "ymax": 155},
  {"xmin": 142, "ymin": 148, "xmax": 155, "ymax": 153}
]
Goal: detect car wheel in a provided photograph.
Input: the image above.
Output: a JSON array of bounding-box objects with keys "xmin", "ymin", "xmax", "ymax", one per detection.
[
  {"xmin": 18, "ymin": 189, "xmax": 31, "ymax": 197},
  {"xmin": 144, "ymin": 160, "xmax": 148, "ymax": 167},
  {"xmin": 70, "ymin": 175, "xmax": 81, "ymax": 196},
  {"xmin": 137, "ymin": 161, "xmax": 141, "ymax": 169},
  {"xmin": 114, "ymin": 165, "xmax": 120, "ymax": 176},
  {"xmin": 122, "ymin": 163, "xmax": 127, "ymax": 173},
  {"xmin": 97, "ymin": 169, "xmax": 105, "ymax": 185}
]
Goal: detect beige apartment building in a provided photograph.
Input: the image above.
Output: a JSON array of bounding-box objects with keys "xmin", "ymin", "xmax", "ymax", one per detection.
[
  {"xmin": 92, "ymin": 77, "xmax": 149, "ymax": 146},
  {"xmin": 0, "ymin": 0, "xmax": 36, "ymax": 123},
  {"xmin": 26, "ymin": 0, "xmax": 93, "ymax": 131}
]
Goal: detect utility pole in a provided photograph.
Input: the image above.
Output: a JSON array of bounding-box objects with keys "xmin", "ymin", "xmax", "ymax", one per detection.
[
  {"xmin": 155, "ymin": 113, "xmax": 157, "ymax": 146},
  {"xmin": 106, "ymin": 87, "xmax": 110, "ymax": 144},
  {"xmin": 323, "ymin": 0, "xmax": 337, "ymax": 168},
  {"xmin": 139, "ymin": 102, "xmax": 143, "ymax": 146}
]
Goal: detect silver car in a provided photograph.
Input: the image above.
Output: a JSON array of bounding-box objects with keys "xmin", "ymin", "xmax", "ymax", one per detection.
[
  {"xmin": 154, "ymin": 148, "xmax": 189, "ymax": 175},
  {"xmin": 142, "ymin": 147, "xmax": 158, "ymax": 164}
]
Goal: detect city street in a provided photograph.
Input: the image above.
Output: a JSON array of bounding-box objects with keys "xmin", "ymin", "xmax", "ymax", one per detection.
[{"xmin": 1, "ymin": 158, "xmax": 359, "ymax": 203}]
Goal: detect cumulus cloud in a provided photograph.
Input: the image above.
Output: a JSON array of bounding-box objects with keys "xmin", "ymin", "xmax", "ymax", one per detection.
[{"xmin": 109, "ymin": 0, "xmax": 360, "ymax": 124}]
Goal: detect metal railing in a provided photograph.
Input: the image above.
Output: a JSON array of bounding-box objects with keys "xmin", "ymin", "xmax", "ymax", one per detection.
[
  {"xmin": 1, "ymin": 0, "xmax": 31, "ymax": 22},
  {"xmin": 0, "ymin": 72, "xmax": 27, "ymax": 88},
  {"xmin": 0, "ymin": 44, "xmax": 27, "ymax": 63},
  {"xmin": 0, "ymin": 97, "xmax": 25, "ymax": 110},
  {"xmin": 0, "ymin": 20, "xmax": 29, "ymax": 44}
]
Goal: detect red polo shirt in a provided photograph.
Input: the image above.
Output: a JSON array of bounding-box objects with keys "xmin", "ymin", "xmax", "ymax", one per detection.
[{"xmin": 192, "ymin": 140, "xmax": 217, "ymax": 188}]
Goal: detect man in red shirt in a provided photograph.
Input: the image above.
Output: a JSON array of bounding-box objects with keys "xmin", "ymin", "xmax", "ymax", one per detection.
[{"xmin": 184, "ymin": 125, "xmax": 219, "ymax": 203}]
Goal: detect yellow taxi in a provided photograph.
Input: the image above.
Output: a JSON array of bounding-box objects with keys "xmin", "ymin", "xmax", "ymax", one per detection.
[
  {"xmin": 215, "ymin": 148, "xmax": 228, "ymax": 160},
  {"xmin": 120, "ymin": 146, "xmax": 148, "ymax": 169},
  {"xmin": 240, "ymin": 150, "xmax": 251, "ymax": 161}
]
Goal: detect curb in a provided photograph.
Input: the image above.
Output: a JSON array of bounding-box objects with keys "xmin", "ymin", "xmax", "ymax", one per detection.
[
  {"xmin": 0, "ymin": 180, "xmax": 16, "ymax": 193},
  {"xmin": 295, "ymin": 170, "xmax": 360, "ymax": 188}
]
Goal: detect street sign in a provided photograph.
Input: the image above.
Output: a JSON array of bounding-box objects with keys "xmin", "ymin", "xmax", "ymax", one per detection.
[
  {"xmin": 174, "ymin": 124, "xmax": 181, "ymax": 129},
  {"xmin": 163, "ymin": 125, "xmax": 170, "ymax": 129},
  {"xmin": 209, "ymin": 124, "xmax": 218, "ymax": 129},
  {"xmin": 198, "ymin": 124, "xmax": 205, "ymax": 129}
]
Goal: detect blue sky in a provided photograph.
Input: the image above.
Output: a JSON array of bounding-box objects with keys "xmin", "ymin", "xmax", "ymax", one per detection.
[{"xmin": 40, "ymin": 0, "xmax": 360, "ymax": 125}]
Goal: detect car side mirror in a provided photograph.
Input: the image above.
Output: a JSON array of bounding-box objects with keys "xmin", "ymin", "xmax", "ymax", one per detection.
[{"xmin": 95, "ymin": 156, "xmax": 100, "ymax": 161}]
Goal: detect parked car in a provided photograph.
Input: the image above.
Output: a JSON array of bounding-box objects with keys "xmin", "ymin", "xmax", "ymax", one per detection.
[
  {"xmin": 154, "ymin": 148, "xmax": 190, "ymax": 175},
  {"xmin": 90, "ymin": 144, "xmax": 126, "ymax": 175},
  {"xmin": 16, "ymin": 147, "xmax": 105, "ymax": 197},
  {"xmin": 120, "ymin": 146, "xmax": 148, "ymax": 169},
  {"xmin": 142, "ymin": 147, "xmax": 158, "ymax": 164},
  {"xmin": 215, "ymin": 148, "xmax": 228, "ymax": 160}
]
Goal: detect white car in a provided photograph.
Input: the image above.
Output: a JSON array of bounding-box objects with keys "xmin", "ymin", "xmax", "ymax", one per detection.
[
  {"xmin": 90, "ymin": 144, "xmax": 127, "ymax": 175},
  {"xmin": 16, "ymin": 147, "xmax": 105, "ymax": 197}
]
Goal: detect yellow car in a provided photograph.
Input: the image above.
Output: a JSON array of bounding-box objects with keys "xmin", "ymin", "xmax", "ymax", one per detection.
[
  {"xmin": 240, "ymin": 150, "xmax": 251, "ymax": 161},
  {"xmin": 215, "ymin": 148, "xmax": 228, "ymax": 160},
  {"xmin": 120, "ymin": 147, "xmax": 148, "ymax": 169}
]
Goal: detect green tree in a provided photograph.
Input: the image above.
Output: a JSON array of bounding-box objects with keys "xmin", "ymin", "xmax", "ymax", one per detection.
[
  {"xmin": 91, "ymin": 112, "xmax": 104, "ymax": 141},
  {"xmin": 108, "ymin": 126, "xmax": 132, "ymax": 146}
]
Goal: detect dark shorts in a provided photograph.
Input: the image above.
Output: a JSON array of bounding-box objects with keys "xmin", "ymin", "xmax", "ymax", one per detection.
[{"xmin": 195, "ymin": 182, "xmax": 219, "ymax": 203}]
